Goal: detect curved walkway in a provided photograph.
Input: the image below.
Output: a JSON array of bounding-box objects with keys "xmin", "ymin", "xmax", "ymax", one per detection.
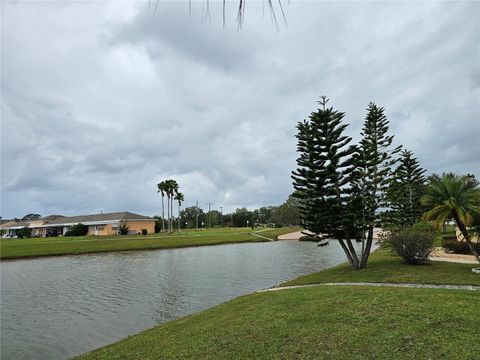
[{"xmin": 259, "ymin": 282, "xmax": 480, "ymax": 292}]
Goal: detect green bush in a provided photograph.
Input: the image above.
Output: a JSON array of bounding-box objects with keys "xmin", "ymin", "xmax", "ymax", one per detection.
[
  {"xmin": 141, "ymin": 229, "xmax": 147, "ymax": 236},
  {"xmin": 386, "ymin": 223, "xmax": 434, "ymax": 265},
  {"xmin": 64, "ymin": 223, "xmax": 88, "ymax": 236},
  {"xmin": 119, "ymin": 222, "xmax": 129, "ymax": 235},
  {"xmin": 154, "ymin": 220, "xmax": 162, "ymax": 233},
  {"xmin": 442, "ymin": 236, "xmax": 480, "ymax": 254},
  {"xmin": 16, "ymin": 227, "xmax": 32, "ymax": 239}
]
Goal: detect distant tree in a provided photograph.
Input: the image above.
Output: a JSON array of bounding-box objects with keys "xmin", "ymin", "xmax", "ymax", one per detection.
[
  {"xmin": 422, "ymin": 174, "xmax": 480, "ymax": 264},
  {"xmin": 157, "ymin": 179, "xmax": 180, "ymax": 233},
  {"xmin": 180, "ymin": 206, "xmax": 205, "ymax": 229},
  {"xmin": 292, "ymin": 96, "xmax": 361, "ymax": 268},
  {"xmin": 272, "ymin": 195, "xmax": 300, "ymax": 226},
  {"xmin": 16, "ymin": 227, "xmax": 32, "ymax": 239},
  {"xmin": 232, "ymin": 208, "xmax": 253, "ymax": 227},
  {"xmin": 153, "ymin": 216, "xmax": 162, "ymax": 233},
  {"xmin": 157, "ymin": 181, "xmax": 166, "ymax": 231},
  {"xmin": 119, "ymin": 222, "xmax": 129, "ymax": 235},
  {"xmin": 386, "ymin": 150, "xmax": 426, "ymax": 227},
  {"xmin": 174, "ymin": 192, "xmax": 184, "ymax": 232},
  {"xmin": 21, "ymin": 214, "xmax": 41, "ymax": 221},
  {"xmin": 65, "ymin": 223, "xmax": 88, "ymax": 237}
]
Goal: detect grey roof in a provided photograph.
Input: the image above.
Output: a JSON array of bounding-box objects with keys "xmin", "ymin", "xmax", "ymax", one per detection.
[
  {"xmin": 0, "ymin": 219, "xmax": 15, "ymax": 225},
  {"xmin": 39, "ymin": 214, "xmax": 65, "ymax": 221},
  {"xmin": 46, "ymin": 211, "xmax": 154, "ymax": 225}
]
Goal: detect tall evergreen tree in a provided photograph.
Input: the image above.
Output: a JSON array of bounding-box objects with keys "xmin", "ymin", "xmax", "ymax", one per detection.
[
  {"xmin": 353, "ymin": 102, "xmax": 400, "ymax": 268},
  {"xmin": 386, "ymin": 150, "xmax": 426, "ymax": 226},
  {"xmin": 292, "ymin": 97, "xmax": 360, "ymax": 268}
]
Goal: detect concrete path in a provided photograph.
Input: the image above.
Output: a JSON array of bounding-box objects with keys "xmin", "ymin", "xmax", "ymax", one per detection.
[
  {"xmin": 250, "ymin": 232, "xmax": 276, "ymax": 241},
  {"xmin": 258, "ymin": 282, "xmax": 480, "ymax": 292}
]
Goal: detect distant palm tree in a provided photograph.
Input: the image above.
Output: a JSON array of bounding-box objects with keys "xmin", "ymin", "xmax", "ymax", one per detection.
[
  {"xmin": 163, "ymin": 179, "xmax": 179, "ymax": 233},
  {"xmin": 157, "ymin": 181, "xmax": 166, "ymax": 232},
  {"xmin": 175, "ymin": 192, "xmax": 184, "ymax": 232},
  {"xmin": 422, "ymin": 175, "xmax": 480, "ymax": 264}
]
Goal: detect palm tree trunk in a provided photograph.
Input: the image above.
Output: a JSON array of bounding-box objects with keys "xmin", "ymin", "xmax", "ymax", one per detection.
[
  {"xmin": 178, "ymin": 202, "xmax": 181, "ymax": 232},
  {"xmin": 170, "ymin": 196, "xmax": 174, "ymax": 232},
  {"xmin": 167, "ymin": 196, "xmax": 170, "ymax": 233},
  {"xmin": 453, "ymin": 213, "xmax": 480, "ymax": 265},
  {"xmin": 161, "ymin": 195, "xmax": 165, "ymax": 232}
]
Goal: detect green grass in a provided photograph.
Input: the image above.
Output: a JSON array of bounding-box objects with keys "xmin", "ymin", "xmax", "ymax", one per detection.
[
  {"xmin": 282, "ymin": 248, "xmax": 480, "ymax": 287},
  {"xmin": 76, "ymin": 285, "xmax": 480, "ymax": 360},
  {"xmin": 0, "ymin": 227, "xmax": 300, "ymax": 260}
]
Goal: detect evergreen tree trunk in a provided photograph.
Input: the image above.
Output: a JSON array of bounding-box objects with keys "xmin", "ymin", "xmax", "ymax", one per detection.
[
  {"xmin": 360, "ymin": 226, "xmax": 374, "ymax": 268},
  {"xmin": 338, "ymin": 239, "xmax": 358, "ymax": 269}
]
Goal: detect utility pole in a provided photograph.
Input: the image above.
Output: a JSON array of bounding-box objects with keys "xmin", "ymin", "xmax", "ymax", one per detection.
[
  {"xmin": 220, "ymin": 206, "xmax": 223, "ymax": 227},
  {"xmin": 195, "ymin": 201, "xmax": 199, "ymax": 230},
  {"xmin": 208, "ymin": 203, "xmax": 212, "ymax": 228}
]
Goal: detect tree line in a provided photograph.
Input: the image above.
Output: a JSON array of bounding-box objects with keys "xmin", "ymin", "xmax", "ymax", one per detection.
[{"xmin": 153, "ymin": 194, "xmax": 300, "ymax": 231}]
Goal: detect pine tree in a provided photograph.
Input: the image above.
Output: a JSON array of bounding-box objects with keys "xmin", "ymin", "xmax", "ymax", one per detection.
[
  {"xmin": 353, "ymin": 102, "xmax": 400, "ymax": 268},
  {"xmin": 292, "ymin": 97, "xmax": 360, "ymax": 268},
  {"xmin": 387, "ymin": 150, "xmax": 426, "ymax": 226}
]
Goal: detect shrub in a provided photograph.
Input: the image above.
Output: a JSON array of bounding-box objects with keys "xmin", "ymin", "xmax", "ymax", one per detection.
[
  {"xmin": 16, "ymin": 227, "xmax": 32, "ymax": 239},
  {"xmin": 386, "ymin": 223, "xmax": 434, "ymax": 265},
  {"xmin": 119, "ymin": 222, "xmax": 129, "ymax": 235},
  {"xmin": 154, "ymin": 220, "xmax": 162, "ymax": 233},
  {"xmin": 141, "ymin": 229, "xmax": 147, "ymax": 236},
  {"xmin": 64, "ymin": 223, "xmax": 88, "ymax": 236},
  {"xmin": 442, "ymin": 236, "xmax": 480, "ymax": 254}
]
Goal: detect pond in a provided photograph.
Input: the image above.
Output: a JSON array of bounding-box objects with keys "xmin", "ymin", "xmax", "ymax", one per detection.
[{"xmin": 1, "ymin": 240, "xmax": 353, "ymax": 359}]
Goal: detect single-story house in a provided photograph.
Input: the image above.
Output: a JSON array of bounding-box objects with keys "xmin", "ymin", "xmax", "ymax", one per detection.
[{"xmin": 0, "ymin": 212, "xmax": 155, "ymax": 237}]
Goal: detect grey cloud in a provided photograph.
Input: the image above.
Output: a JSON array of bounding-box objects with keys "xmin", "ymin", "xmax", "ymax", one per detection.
[{"xmin": 1, "ymin": 1, "xmax": 479, "ymax": 218}]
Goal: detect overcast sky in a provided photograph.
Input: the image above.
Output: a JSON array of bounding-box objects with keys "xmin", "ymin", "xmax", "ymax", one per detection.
[{"xmin": 1, "ymin": 0, "xmax": 479, "ymax": 219}]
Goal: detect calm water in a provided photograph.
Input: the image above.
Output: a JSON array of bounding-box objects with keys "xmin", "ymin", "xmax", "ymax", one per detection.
[{"xmin": 1, "ymin": 240, "xmax": 352, "ymax": 359}]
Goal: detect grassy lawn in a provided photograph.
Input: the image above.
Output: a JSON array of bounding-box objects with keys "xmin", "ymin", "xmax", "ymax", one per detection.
[
  {"xmin": 76, "ymin": 285, "xmax": 480, "ymax": 360},
  {"xmin": 0, "ymin": 227, "xmax": 300, "ymax": 260},
  {"xmin": 282, "ymin": 248, "xmax": 480, "ymax": 287}
]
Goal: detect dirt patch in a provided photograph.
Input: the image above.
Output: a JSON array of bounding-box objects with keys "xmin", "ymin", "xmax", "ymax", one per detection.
[{"xmin": 430, "ymin": 247, "xmax": 478, "ymax": 264}]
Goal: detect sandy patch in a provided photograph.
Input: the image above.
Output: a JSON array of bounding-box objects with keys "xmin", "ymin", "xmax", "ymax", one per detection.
[{"xmin": 430, "ymin": 248, "xmax": 478, "ymax": 264}]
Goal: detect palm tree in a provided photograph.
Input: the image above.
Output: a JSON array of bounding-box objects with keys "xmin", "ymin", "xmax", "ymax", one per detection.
[
  {"xmin": 422, "ymin": 175, "xmax": 480, "ymax": 264},
  {"xmin": 157, "ymin": 181, "xmax": 166, "ymax": 232},
  {"xmin": 164, "ymin": 179, "xmax": 179, "ymax": 233},
  {"xmin": 175, "ymin": 192, "xmax": 184, "ymax": 232}
]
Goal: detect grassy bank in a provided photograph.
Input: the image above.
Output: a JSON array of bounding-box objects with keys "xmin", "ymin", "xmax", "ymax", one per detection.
[
  {"xmin": 76, "ymin": 247, "xmax": 479, "ymax": 359},
  {"xmin": 0, "ymin": 227, "xmax": 300, "ymax": 260},
  {"xmin": 282, "ymin": 248, "xmax": 480, "ymax": 287},
  {"xmin": 77, "ymin": 285, "xmax": 479, "ymax": 360}
]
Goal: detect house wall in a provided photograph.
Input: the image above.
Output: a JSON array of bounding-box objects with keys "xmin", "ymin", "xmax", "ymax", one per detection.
[
  {"xmin": 125, "ymin": 220, "xmax": 155, "ymax": 234},
  {"xmin": 87, "ymin": 224, "xmax": 116, "ymax": 236}
]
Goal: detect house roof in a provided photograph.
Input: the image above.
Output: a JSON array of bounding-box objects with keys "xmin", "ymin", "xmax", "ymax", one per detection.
[
  {"xmin": 39, "ymin": 214, "xmax": 65, "ymax": 221},
  {"xmin": 0, "ymin": 220, "xmax": 15, "ymax": 225},
  {"xmin": 46, "ymin": 211, "xmax": 154, "ymax": 225}
]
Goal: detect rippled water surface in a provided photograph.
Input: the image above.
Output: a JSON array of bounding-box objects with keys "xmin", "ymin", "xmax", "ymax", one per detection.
[{"xmin": 1, "ymin": 240, "xmax": 352, "ymax": 359}]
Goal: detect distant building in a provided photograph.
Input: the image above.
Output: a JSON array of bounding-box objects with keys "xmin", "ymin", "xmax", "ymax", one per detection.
[{"xmin": 0, "ymin": 212, "xmax": 155, "ymax": 237}]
